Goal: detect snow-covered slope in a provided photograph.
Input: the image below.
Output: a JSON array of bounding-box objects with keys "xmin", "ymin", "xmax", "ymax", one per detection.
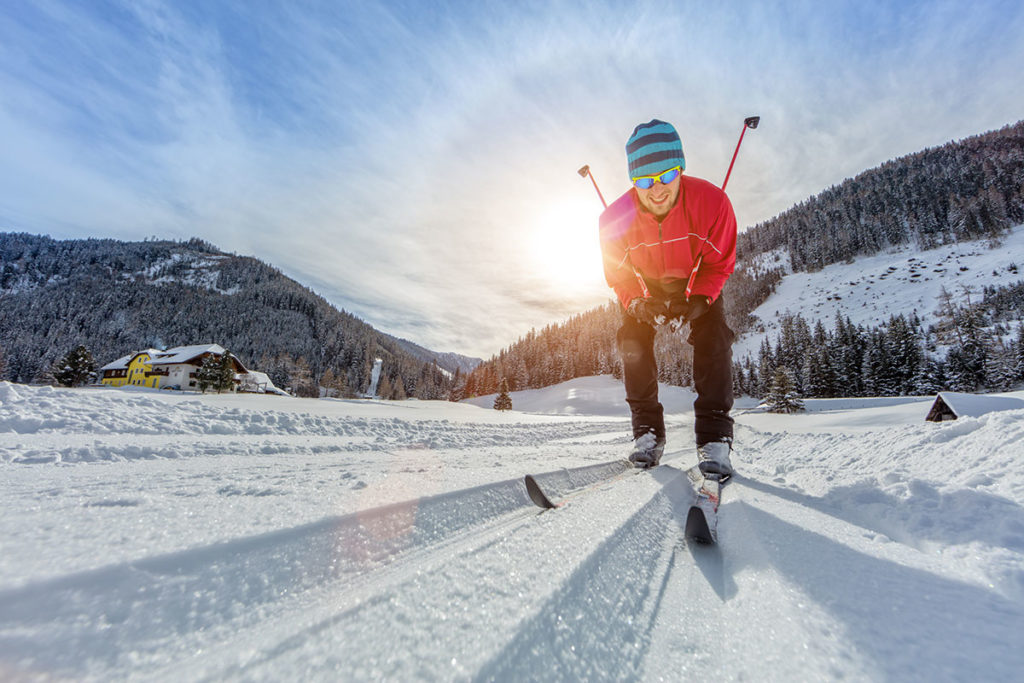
[
  {"xmin": 735, "ymin": 222, "xmax": 1024, "ymax": 359},
  {"xmin": 2, "ymin": 378, "xmax": 1023, "ymax": 680}
]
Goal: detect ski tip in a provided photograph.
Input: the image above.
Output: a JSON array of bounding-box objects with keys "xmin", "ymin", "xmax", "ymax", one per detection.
[
  {"xmin": 524, "ymin": 474, "xmax": 557, "ymax": 509},
  {"xmin": 685, "ymin": 506, "xmax": 716, "ymax": 545}
]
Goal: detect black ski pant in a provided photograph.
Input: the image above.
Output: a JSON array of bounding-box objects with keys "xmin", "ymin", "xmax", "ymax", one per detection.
[{"xmin": 616, "ymin": 295, "xmax": 735, "ymax": 446}]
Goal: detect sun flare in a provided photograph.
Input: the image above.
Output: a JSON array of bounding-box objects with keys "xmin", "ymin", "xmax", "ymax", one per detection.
[{"xmin": 528, "ymin": 200, "xmax": 606, "ymax": 292}]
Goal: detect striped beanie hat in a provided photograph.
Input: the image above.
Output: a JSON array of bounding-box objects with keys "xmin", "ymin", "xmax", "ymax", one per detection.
[{"xmin": 626, "ymin": 119, "xmax": 685, "ymax": 179}]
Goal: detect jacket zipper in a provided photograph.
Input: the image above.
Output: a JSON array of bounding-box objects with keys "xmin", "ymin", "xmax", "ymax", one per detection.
[{"xmin": 659, "ymin": 219, "xmax": 666, "ymax": 273}]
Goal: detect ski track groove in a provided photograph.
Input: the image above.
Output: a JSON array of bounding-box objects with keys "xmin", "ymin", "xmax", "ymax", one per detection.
[
  {"xmin": 177, "ymin": 508, "xmax": 540, "ymax": 682},
  {"xmin": 0, "ymin": 474, "xmax": 540, "ymax": 679}
]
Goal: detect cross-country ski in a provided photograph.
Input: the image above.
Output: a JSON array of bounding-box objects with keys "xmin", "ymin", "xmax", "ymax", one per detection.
[{"xmin": 685, "ymin": 469, "xmax": 724, "ymax": 545}]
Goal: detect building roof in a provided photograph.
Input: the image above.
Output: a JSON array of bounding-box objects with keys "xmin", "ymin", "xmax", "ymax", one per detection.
[
  {"xmin": 149, "ymin": 344, "xmax": 227, "ymax": 366},
  {"xmin": 100, "ymin": 354, "xmax": 134, "ymax": 371},
  {"xmin": 129, "ymin": 348, "xmax": 163, "ymax": 364},
  {"xmin": 926, "ymin": 391, "xmax": 1024, "ymax": 421}
]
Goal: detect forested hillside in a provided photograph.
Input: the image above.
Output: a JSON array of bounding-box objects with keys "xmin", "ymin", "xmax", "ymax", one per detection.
[
  {"xmin": 739, "ymin": 120, "xmax": 1024, "ymax": 272},
  {"xmin": 0, "ymin": 234, "xmax": 465, "ymax": 397}
]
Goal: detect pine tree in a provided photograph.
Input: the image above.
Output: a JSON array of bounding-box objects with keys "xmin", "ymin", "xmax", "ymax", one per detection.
[
  {"xmin": 266, "ymin": 354, "xmax": 291, "ymax": 392},
  {"xmin": 494, "ymin": 378, "xmax": 513, "ymax": 411},
  {"xmin": 291, "ymin": 357, "xmax": 316, "ymax": 397},
  {"xmin": 377, "ymin": 373, "xmax": 393, "ymax": 400},
  {"xmin": 392, "ymin": 377, "xmax": 407, "ymax": 400},
  {"xmin": 913, "ymin": 356, "xmax": 946, "ymax": 395},
  {"xmin": 985, "ymin": 341, "xmax": 1017, "ymax": 391},
  {"xmin": 52, "ymin": 345, "xmax": 96, "ymax": 387},
  {"xmin": 757, "ymin": 338, "xmax": 776, "ymax": 397},
  {"xmin": 947, "ymin": 302, "xmax": 989, "ymax": 391},
  {"xmin": 886, "ymin": 314, "xmax": 924, "ymax": 395},
  {"xmin": 214, "ymin": 353, "xmax": 237, "ymax": 393},
  {"xmin": 803, "ymin": 346, "xmax": 837, "ymax": 398},
  {"xmin": 448, "ymin": 368, "xmax": 466, "ymax": 402},
  {"xmin": 765, "ymin": 367, "xmax": 804, "ymax": 413},
  {"xmin": 1013, "ymin": 324, "xmax": 1024, "ymax": 384},
  {"xmin": 195, "ymin": 355, "xmax": 221, "ymax": 394},
  {"xmin": 320, "ymin": 367, "xmax": 341, "ymax": 398}
]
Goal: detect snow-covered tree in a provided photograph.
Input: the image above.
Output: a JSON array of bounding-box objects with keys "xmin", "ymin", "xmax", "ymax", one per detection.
[
  {"xmin": 52, "ymin": 345, "xmax": 96, "ymax": 387},
  {"xmin": 448, "ymin": 368, "xmax": 466, "ymax": 402},
  {"xmin": 765, "ymin": 367, "xmax": 804, "ymax": 413},
  {"xmin": 493, "ymin": 378, "xmax": 512, "ymax": 411},
  {"xmin": 377, "ymin": 373, "xmax": 393, "ymax": 400},
  {"xmin": 1014, "ymin": 325, "xmax": 1024, "ymax": 384},
  {"xmin": 392, "ymin": 376, "xmax": 407, "ymax": 401},
  {"xmin": 195, "ymin": 355, "xmax": 221, "ymax": 394},
  {"xmin": 214, "ymin": 353, "xmax": 237, "ymax": 393},
  {"xmin": 291, "ymin": 357, "xmax": 316, "ymax": 398}
]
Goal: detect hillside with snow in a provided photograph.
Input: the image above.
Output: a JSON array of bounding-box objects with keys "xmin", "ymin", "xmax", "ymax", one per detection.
[
  {"xmin": 0, "ymin": 233, "xmax": 476, "ymax": 394},
  {"xmin": 736, "ymin": 222, "xmax": 1024, "ymax": 360},
  {"xmin": 2, "ymin": 377, "xmax": 1023, "ymax": 679}
]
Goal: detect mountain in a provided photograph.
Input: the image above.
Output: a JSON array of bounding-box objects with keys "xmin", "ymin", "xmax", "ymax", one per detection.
[
  {"xmin": 385, "ymin": 335, "xmax": 481, "ymax": 377},
  {"xmin": 0, "ymin": 233, "xmax": 473, "ymax": 396},
  {"xmin": 463, "ymin": 120, "xmax": 1024, "ymax": 398}
]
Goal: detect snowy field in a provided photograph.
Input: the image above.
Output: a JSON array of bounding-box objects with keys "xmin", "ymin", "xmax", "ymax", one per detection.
[{"xmin": 2, "ymin": 376, "xmax": 1024, "ymax": 680}]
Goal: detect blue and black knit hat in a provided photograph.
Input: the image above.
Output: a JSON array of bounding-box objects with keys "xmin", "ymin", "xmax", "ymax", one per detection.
[{"xmin": 626, "ymin": 119, "xmax": 685, "ymax": 179}]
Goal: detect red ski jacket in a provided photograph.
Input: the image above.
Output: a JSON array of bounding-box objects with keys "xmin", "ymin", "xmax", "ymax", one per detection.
[{"xmin": 599, "ymin": 174, "xmax": 737, "ymax": 309}]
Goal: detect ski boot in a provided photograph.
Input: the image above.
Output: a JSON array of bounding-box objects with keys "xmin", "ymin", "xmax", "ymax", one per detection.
[
  {"xmin": 697, "ymin": 438, "xmax": 734, "ymax": 482},
  {"xmin": 629, "ymin": 431, "xmax": 666, "ymax": 469}
]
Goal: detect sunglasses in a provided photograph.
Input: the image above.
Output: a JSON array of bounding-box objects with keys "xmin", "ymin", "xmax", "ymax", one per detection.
[{"xmin": 632, "ymin": 166, "xmax": 681, "ymax": 190}]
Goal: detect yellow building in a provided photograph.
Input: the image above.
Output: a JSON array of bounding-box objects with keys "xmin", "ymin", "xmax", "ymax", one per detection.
[{"xmin": 99, "ymin": 349, "xmax": 162, "ymax": 388}]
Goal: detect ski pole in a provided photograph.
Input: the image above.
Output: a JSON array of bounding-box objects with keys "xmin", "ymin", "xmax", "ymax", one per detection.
[
  {"xmin": 721, "ymin": 116, "xmax": 760, "ymax": 192},
  {"xmin": 686, "ymin": 115, "xmax": 760, "ymax": 297},
  {"xmin": 577, "ymin": 164, "xmax": 648, "ymax": 296},
  {"xmin": 577, "ymin": 165, "xmax": 607, "ymax": 209}
]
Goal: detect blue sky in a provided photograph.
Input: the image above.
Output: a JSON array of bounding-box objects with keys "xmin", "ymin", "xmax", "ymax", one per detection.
[{"xmin": 2, "ymin": 1, "xmax": 1023, "ymax": 359}]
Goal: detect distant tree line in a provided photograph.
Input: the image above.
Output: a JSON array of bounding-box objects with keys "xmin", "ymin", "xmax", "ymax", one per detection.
[{"xmin": 737, "ymin": 286, "xmax": 1024, "ymax": 400}]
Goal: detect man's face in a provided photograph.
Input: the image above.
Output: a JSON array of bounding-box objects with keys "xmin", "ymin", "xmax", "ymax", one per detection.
[{"xmin": 635, "ymin": 172, "xmax": 681, "ymax": 220}]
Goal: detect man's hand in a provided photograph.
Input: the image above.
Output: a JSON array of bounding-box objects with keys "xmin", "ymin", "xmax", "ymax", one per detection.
[
  {"xmin": 626, "ymin": 297, "xmax": 667, "ymax": 327},
  {"xmin": 665, "ymin": 295, "xmax": 711, "ymax": 331},
  {"xmin": 682, "ymin": 295, "xmax": 710, "ymax": 321}
]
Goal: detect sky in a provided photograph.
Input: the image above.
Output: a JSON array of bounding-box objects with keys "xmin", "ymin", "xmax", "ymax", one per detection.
[{"xmin": 2, "ymin": 1, "xmax": 1024, "ymax": 359}]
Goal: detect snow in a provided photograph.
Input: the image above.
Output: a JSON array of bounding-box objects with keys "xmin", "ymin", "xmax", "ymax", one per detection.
[
  {"xmin": 98, "ymin": 353, "xmax": 133, "ymax": 371},
  {"xmin": 2, "ymin": 377, "xmax": 1024, "ymax": 680},
  {"xmin": 933, "ymin": 391, "xmax": 1024, "ymax": 418},
  {"xmin": 149, "ymin": 343, "xmax": 227, "ymax": 365},
  {"xmin": 735, "ymin": 223, "xmax": 1024, "ymax": 359}
]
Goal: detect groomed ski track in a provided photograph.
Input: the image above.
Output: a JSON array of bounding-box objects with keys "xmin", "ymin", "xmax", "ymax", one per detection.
[{"xmin": 5, "ymin": 436, "xmax": 1023, "ymax": 681}]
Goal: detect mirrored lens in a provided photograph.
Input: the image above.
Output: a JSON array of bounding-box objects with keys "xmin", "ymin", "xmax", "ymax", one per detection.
[
  {"xmin": 632, "ymin": 167, "xmax": 680, "ymax": 190},
  {"xmin": 658, "ymin": 168, "xmax": 680, "ymax": 184}
]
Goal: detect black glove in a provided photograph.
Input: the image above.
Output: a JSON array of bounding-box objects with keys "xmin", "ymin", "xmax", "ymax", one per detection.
[
  {"xmin": 665, "ymin": 295, "xmax": 711, "ymax": 331},
  {"xmin": 683, "ymin": 295, "xmax": 710, "ymax": 322},
  {"xmin": 626, "ymin": 297, "xmax": 667, "ymax": 326}
]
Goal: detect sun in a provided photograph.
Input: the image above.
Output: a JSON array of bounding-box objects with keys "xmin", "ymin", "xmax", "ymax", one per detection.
[{"xmin": 528, "ymin": 199, "xmax": 606, "ymax": 292}]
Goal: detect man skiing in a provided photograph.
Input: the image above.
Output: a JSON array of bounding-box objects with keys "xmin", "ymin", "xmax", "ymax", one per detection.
[{"xmin": 599, "ymin": 119, "xmax": 737, "ymax": 476}]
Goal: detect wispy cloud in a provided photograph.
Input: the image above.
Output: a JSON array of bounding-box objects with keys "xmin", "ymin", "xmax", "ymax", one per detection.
[{"xmin": 2, "ymin": 0, "xmax": 1023, "ymax": 358}]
